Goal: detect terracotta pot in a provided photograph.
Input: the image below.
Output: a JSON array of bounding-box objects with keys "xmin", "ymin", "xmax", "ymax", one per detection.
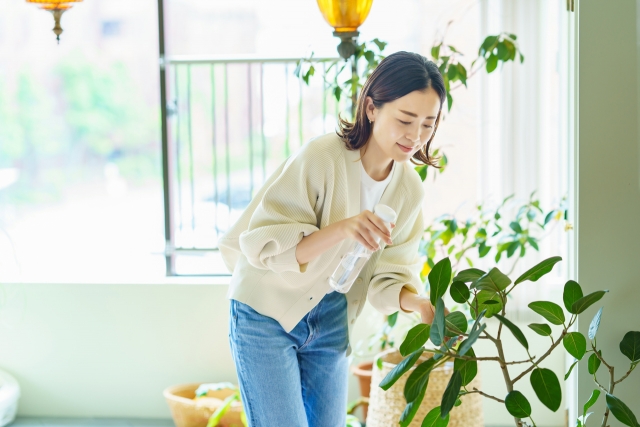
[
  {"xmin": 163, "ymin": 383, "xmax": 244, "ymax": 427},
  {"xmin": 350, "ymin": 361, "xmax": 373, "ymax": 419}
]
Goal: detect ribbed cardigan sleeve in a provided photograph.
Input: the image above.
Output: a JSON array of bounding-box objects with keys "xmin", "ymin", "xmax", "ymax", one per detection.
[
  {"xmin": 237, "ymin": 145, "xmax": 326, "ymax": 273},
  {"xmin": 367, "ymin": 199, "xmax": 424, "ymax": 314}
]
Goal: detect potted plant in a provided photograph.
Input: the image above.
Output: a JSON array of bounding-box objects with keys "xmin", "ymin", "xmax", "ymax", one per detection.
[{"xmin": 375, "ymin": 255, "xmax": 639, "ymax": 427}]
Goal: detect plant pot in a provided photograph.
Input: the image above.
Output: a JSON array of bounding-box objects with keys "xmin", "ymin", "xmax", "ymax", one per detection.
[
  {"xmin": 367, "ymin": 348, "xmax": 484, "ymax": 427},
  {"xmin": 163, "ymin": 383, "xmax": 243, "ymax": 427},
  {"xmin": 350, "ymin": 361, "xmax": 373, "ymax": 419}
]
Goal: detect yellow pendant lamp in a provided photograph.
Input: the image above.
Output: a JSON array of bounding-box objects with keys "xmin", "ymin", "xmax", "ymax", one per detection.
[
  {"xmin": 316, "ymin": 0, "xmax": 374, "ymax": 58},
  {"xmin": 26, "ymin": 0, "xmax": 83, "ymax": 43}
]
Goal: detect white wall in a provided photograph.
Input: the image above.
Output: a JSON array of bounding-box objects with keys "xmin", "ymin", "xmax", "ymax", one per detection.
[{"xmin": 575, "ymin": 0, "xmax": 640, "ymax": 425}]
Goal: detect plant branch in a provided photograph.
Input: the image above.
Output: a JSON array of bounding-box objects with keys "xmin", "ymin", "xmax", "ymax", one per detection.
[
  {"xmin": 461, "ymin": 388, "xmax": 505, "ymax": 404},
  {"xmin": 614, "ymin": 365, "xmax": 636, "ymax": 385},
  {"xmin": 593, "ymin": 375, "xmax": 608, "ymax": 393},
  {"xmin": 592, "ymin": 343, "xmax": 615, "ymax": 371},
  {"xmin": 512, "ymin": 329, "xmax": 568, "ymax": 383}
]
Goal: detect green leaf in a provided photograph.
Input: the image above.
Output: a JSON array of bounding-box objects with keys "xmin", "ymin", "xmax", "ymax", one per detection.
[
  {"xmin": 505, "ymin": 390, "xmax": 532, "ymax": 418},
  {"xmin": 529, "ymin": 301, "xmax": 566, "ymax": 325},
  {"xmin": 404, "ymin": 357, "xmax": 436, "ymax": 403},
  {"xmin": 380, "ymin": 348, "xmax": 424, "ymax": 390},
  {"xmin": 454, "ymin": 343, "xmax": 478, "ymax": 386},
  {"xmin": 415, "ymin": 165, "xmax": 428, "ymax": 181},
  {"xmin": 430, "ymin": 298, "xmax": 446, "ymax": 346},
  {"xmin": 453, "ymin": 268, "xmax": 486, "ymax": 283},
  {"xmin": 445, "ymin": 311, "xmax": 468, "ymax": 336},
  {"xmin": 530, "ymin": 368, "xmax": 562, "ymax": 412},
  {"xmin": 588, "ymin": 307, "xmax": 603, "ymax": 340},
  {"xmin": 506, "ymin": 241, "xmax": 520, "ymax": 258},
  {"xmin": 446, "ymin": 92, "xmax": 453, "ymax": 112},
  {"xmin": 429, "ymin": 258, "xmax": 452, "ymax": 306},
  {"xmin": 497, "ymin": 42, "xmax": 509, "ymax": 60},
  {"xmin": 606, "ymin": 394, "xmax": 640, "ymax": 427},
  {"xmin": 472, "ymin": 290, "xmax": 503, "ymax": 318},
  {"xmin": 433, "ymin": 337, "xmax": 459, "ymax": 362},
  {"xmin": 564, "ymin": 359, "xmax": 578, "ymax": 380},
  {"xmin": 563, "ymin": 280, "xmax": 584, "ymax": 312},
  {"xmin": 495, "ymin": 314, "xmax": 529, "ymax": 349},
  {"xmin": 458, "ymin": 323, "xmax": 486, "ymax": 356},
  {"xmin": 208, "ymin": 391, "xmax": 240, "ymax": 426},
  {"xmin": 456, "ymin": 63, "xmax": 467, "ymax": 87},
  {"xmin": 447, "ymin": 65, "xmax": 458, "ymax": 81},
  {"xmin": 520, "ymin": 52, "xmax": 525, "ymax": 63},
  {"xmin": 515, "ymin": 256, "xmax": 562, "ymax": 285},
  {"xmin": 563, "ymin": 332, "xmax": 587, "ymax": 360},
  {"xmin": 388, "ymin": 311, "xmax": 399, "ymax": 327},
  {"xmin": 421, "ymin": 406, "xmax": 450, "ymax": 427},
  {"xmin": 583, "ymin": 390, "xmax": 601, "ymax": 417},
  {"xmin": 620, "ymin": 331, "xmax": 640, "ymax": 362},
  {"xmin": 486, "ymin": 54, "xmax": 498, "ymax": 73},
  {"xmin": 474, "ymin": 267, "xmax": 512, "ymax": 292},
  {"xmin": 571, "ymin": 291, "xmax": 608, "ymax": 314},
  {"xmin": 450, "ymin": 281, "xmax": 470, "ymax": 304},
  {"xmin": 400, "ymin": 324, "xmax": 431, "ymax": 357},
  {"xmin": 400, "ymin": 383, "xmax": 427, "ymax": 427},
  {"xmin": 588, "ymin": 351, "xmax": 601, "ymax": 375},
  {"xmin": 510, "ymin": 221, "xmax": 523, "ymax": 233},
  {"xmin": 431, "ymin": 44, "xmax": 441, "ymax": 60},
  {"xmin": 440, "ymin": 371, "xmax": 463, "ymax": 418},
  {"xmin": 544, "ymin": 210, "xmax": 556, "ymax": 225},
  {"xmin": 528, "ymin": 323, "xmax": 552, "ymax": 337}
]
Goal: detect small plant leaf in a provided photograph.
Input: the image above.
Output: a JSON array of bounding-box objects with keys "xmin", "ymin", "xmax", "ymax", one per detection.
[
  {"xmin": 564, "ymin": 359, "xmax": 578, "ymax": 380},
  {"xmin": 528, "ymin": 323, "xmax": 552, "ymax": 336},
  {"xmin": 571, "ymin": 291, "xmax": 608, "ymax": 314},
  {"xmin": 583, "ymin": 389, "xmax": 600, "ymax": 416},
  {"xmin": 450, "ymin": 281, "xmax": 470, "ymax": 304},
  {"xmin": 515, "ymin": 256, "xmax": 562, "ymax": 285},
  {"xmin": 588, "ymin": 351, "xmax": 602, "ymax": 375},
  {"xmin": 505, "ymin": 390, "xmax": 532, "ymax": 418},
  {"xmin": 400, "ymin": 324, "xmax": 431, "ymax": 357},
  {"xmin": 563, "ymin": 332, "xmax": 587, "ymax": 360},
  {"xmin": 620, "ymin": 331, "xmax": 640, "ymax": 362},
  {"xmin": 452, "ymin": 268, "xmax": 486, "ymax": 283},
  {"xmin": 474, "ymin": 267, "xmax": 512, "ymax": 292},
  {"xmin": 605, "ymin": 394, "xmax": 640, "ymax": 427},
  {"xmin": 563, "ymin": 280, "xmax": 584, "ymax": 312},
  {"xmin": 421, "ymin": 406, "xmax": 450, "ymax": 427},
  {"xmin": 588, "ymin": 307, "xmax": 603, "ymax": 340},
  {"xmin": 454, "ymin": 343, "xmax": 478, "ymax": 386},
  {"xmin": 471, "ymin": 290, "xmax": 503, "ymax": 318},
  {"xmin": 400, "ymin": 384, "xmax": 427, "ymax": 427},
  {"xmin": 430, "ymin": 298, "xmax": 446, "ymax": 346},
  {"xmin": 529, "ymin": 301, "xmax": 566, "ymax": 325},
  {"xmin": 429, "ymin": 258, "xmax": 452, "ymax": 306},
  {"xmin": 495, "ymin": 314, "xmax": 529, "ymax": 349},
  {"xmin": 458, "ymin": 323, "xmax": 486, "ymax": 356},
  {"xmin": 388, "ymin": 311, "xmax": 399, "ymax": 327},
  {"xmin": 404, "ymin": 357, "xmax": 436, "ymax": 403},
  {"xmin": 530, "ymin": 368, "xmax": 562, "ymax": 412},
  {"xmin": 380, "ymin": 348, "xmax": 424, "ymax": 390},
  {"xmin": 440, "ymin": 371, "xmax": 463, "ymax": 418},
  {"xmin": 445, "ymin": 311, "xmax": 468, "ymax": 337}
]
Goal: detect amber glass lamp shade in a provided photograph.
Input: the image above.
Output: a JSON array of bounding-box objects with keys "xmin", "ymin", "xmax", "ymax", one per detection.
[{"xmin": 316, "ymin": 0, "xmax": 373, "ymax": 33}]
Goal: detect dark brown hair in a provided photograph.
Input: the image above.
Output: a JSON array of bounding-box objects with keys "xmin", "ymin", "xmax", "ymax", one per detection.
[{"xmin": 337, "ymin": 51, "xmax": 446, "ymax": 166}]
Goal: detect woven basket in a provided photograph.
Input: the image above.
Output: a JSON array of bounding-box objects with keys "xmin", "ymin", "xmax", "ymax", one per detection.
[
  {"xmin": 163, "ymin": 383, "xmax": 244, "ymax": 427},
  {"xmin": 367, "ymin": 348, "xmax": 484, "ymax": 427}
]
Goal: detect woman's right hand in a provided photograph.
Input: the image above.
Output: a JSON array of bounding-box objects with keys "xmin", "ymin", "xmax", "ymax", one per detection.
[{"xmin": 339, "ymin": 210, "xmax": 394, "ymax": 251}]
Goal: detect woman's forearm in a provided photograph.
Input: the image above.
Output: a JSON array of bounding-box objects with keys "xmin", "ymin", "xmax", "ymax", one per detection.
[{"xmin": 295, "ymin": 220, "xmax": 346, "ymax": 265}]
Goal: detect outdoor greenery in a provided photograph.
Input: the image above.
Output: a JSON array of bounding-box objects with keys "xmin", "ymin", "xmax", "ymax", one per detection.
[{"xmin": 379, "ymin": 256, "xmax": 639, "ymax": 427}]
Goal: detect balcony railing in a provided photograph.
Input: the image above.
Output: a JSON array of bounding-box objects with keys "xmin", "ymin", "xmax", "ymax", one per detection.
[{"xmin": 161, "ymin": 55, "xmax": 345, "ymax": 275}]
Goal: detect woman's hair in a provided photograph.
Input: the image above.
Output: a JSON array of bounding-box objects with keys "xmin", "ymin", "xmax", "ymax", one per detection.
[{"xmin": 337, "ymin": 51, "xmax": 446, "ymax": 166}]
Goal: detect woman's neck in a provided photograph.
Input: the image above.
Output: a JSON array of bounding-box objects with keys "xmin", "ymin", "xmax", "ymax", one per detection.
[{"xmin": 359, "ymin": 142, "xmax": 393, "ymax": 182}]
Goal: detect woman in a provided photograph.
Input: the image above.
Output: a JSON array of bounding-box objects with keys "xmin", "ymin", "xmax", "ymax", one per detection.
[{"xmin": 219, "ymin": 51, "xmax": 447, "ymax": 427}]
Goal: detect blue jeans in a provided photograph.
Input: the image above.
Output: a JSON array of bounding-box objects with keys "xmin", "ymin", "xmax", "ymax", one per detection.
[{"xmin": 228, "ymin": 290, "xmax": 349, "ymax": 427}]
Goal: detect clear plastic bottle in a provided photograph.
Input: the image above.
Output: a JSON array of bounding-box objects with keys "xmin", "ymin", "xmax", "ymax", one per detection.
[{"xmin": 329, "ymin": 204, "xmax": 397, "ymax": 293}]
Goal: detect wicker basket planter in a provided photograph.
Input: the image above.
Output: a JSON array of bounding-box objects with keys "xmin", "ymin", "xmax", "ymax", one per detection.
[
  {"xmin": 163, "ymin": 383, "xmax": 244, "ymax": 427},
  {"xmin": 367, "ymin": 348, "xmax": 484, "ymax": 427}
]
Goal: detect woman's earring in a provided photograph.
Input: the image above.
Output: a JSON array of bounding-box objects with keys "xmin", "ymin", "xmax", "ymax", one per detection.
[{"xmin": 369, "ymin": 119, "xmax": 372, "ymax": 124}]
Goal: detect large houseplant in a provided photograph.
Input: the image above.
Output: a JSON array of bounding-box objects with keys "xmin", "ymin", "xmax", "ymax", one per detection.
[{"xmin": 378, "ymin": 256, "xmax": 639, "ymax": 427}]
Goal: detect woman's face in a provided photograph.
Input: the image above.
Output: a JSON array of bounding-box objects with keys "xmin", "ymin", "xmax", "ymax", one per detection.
[{"xmin": 365, "ymin": 87, "xmax": 442, "ymax": 163}]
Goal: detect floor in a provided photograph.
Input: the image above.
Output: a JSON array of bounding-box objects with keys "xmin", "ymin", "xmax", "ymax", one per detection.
[{"xmin": 7, "ymin": 418, "xmax": 175, "ymax": 427}]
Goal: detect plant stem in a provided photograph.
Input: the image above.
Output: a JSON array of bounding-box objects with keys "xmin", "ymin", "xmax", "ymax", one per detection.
[
  {"xmin": 614, "ymin": 365, "xmax": 635, "ymax": 385},
  {"xmin": 462, "ymin": 388, "xmax": 505, "ymax": 404},
  {"xmin": 591, "ymin": 343, "xmax": 617, "ymax": 427},
  {"xmin": 495, "ymin": 337, "xmax": 519, "ymax": 427},
  {"xmin": 512, "ymin": 329, "xmax": 568, "ymax": 383}
]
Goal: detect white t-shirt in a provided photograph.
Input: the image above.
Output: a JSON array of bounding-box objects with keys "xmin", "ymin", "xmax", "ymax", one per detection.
[{"xmin": 360, "ymin": 160, "xmax": 396, "ymax": 213}]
